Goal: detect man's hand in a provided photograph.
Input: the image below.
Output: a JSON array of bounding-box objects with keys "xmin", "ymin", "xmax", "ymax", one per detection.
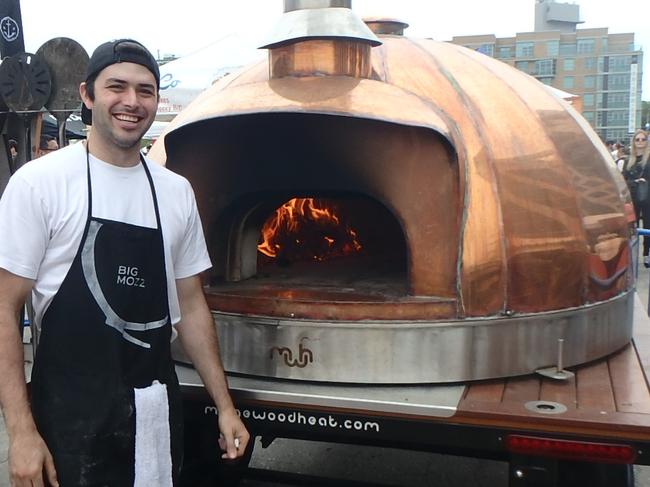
[
  {"xmin": 8, "ymin": 426, "xmax": 58, "ymax": 487},
  {"xmin": 217, "ymin": 407, "xmax": 250, "ymax": 459}
]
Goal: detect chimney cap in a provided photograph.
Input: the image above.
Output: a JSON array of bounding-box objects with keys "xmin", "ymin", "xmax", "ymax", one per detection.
[
  {"xmin": 260, "ymin": 7, "xmax": 382, "ymax": 49},
  {"xmin": 285, "ymin": 0, "xmax": 351, "ymax": 12},
  {"xmin": 363, "ymin": 17, "xmax": 409, "ymax": 35}
]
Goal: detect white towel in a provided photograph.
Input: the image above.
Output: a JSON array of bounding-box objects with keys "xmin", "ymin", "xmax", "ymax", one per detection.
[{"xmin": 133, "ymin": 381, "xmax": 173, "ymax": 487}]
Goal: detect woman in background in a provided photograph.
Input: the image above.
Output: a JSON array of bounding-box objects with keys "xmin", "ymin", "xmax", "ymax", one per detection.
[{"xmin": 623, "ymin": 129, "xmax": 650, "ymax": 266}]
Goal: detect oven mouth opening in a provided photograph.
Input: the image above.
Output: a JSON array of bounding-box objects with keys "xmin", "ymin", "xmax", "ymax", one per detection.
[
  {"xmin": 166, "ymin": 112, "xmax": 461, "ymax": 321},
  {"xmin": 205, "ymin": 193, "xmax": 455, "ymax": 320}
]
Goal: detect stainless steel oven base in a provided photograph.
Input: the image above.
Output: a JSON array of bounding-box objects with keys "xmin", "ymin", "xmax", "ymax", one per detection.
[{"xmin": 173, "ymin": 291, "xmax": 634, "ymax": 384}]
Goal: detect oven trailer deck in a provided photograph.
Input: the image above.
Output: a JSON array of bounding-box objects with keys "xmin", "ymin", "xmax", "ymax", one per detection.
[{"xmin": 177, "ymin": 295, "xmax": 650, "ymax": 487}]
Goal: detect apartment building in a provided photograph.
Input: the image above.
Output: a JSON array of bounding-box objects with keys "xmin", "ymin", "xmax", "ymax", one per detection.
[{"xmin": 450, "ymin": 1, "xmax": 643, "ymax": 142}]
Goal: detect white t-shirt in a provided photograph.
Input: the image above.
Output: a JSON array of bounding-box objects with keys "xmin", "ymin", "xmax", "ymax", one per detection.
[{"xmin": 0, "ymin": 142, "xmax": 211, "ymax": 329}]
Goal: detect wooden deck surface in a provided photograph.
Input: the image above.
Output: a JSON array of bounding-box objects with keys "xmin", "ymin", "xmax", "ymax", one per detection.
[{"xmin": 454, "ymin": 296, "xmax": 650, "ymax": 441}]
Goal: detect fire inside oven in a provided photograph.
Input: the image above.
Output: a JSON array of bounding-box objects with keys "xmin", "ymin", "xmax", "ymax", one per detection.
[
  {"xmin": 166, "ymin": 113, "xmax": 459, "ymax": 321},
  {"xmin": 238, "ymin": 195, "xmax": 406, "ymax": 298}
]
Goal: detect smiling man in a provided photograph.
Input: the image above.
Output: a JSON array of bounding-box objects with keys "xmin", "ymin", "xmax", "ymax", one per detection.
[{"xmin": 0, "ymin": 39, "xmax": 248, "ymax": 486}]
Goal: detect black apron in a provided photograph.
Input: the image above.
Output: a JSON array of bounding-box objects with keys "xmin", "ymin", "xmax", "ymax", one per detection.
[{"xmin": 31, "ymin": 146, "xmax": 182, "ymax": 486}]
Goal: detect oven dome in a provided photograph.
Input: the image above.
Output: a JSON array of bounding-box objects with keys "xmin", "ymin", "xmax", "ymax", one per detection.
[{"xmin": 149, "ymin": 32, "xmax": 634, "ymax": 383}]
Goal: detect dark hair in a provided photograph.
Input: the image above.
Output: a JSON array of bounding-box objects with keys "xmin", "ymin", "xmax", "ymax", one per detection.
[
  {"xmin": 8, "ymin": 139, "xmax": 17, "ymax": 150},
  {"xmin": 85, "ymin": 71, "xmax": 99, "ymax": 101},
  {"xmin": 39, "ymin": 135, "xmax": 56, "ymax": 150}
]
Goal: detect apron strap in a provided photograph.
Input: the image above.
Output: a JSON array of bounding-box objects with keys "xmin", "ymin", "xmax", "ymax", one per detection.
[
  {"xmin": 140, "ymin": 154, "xmax": 163, "ymax": 232},
  {"xmin": 85, "ymin": 144, "xmax": 163, "ymax": 231}
]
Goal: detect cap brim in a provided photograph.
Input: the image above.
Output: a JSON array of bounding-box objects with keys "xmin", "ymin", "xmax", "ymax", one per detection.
[{"xmin": 81, "ymin": 104, "xmax": 92, "ymax": 125}]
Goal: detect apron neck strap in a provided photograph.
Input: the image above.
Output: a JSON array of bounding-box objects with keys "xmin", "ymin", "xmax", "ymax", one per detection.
[{"xmin": 85, "ymin": 143, "xmax": 163, "ymax": 230}]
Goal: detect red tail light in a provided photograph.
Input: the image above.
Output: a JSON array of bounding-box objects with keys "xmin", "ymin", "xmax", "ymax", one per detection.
[{"xmin": 505, "ymin": 435, "xmax": 637, "ymax": 464}]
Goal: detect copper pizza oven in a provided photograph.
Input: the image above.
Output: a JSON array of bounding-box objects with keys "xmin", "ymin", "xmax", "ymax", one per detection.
[{"xmin": 149, "ymin": 0, "xmax": 635, "ymax": 383}]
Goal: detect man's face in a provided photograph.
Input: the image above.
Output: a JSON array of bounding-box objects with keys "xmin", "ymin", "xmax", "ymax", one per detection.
[{"xmin": 81, "ymin": 62, "xmax": 158, "ymax": 150}]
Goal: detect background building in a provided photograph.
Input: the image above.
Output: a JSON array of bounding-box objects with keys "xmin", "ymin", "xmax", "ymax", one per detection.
[{"xmin": 450, "ymin": 0, "xmax": 643, "ymax": 142}]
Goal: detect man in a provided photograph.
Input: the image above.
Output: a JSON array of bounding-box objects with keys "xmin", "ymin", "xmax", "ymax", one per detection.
[
  {"xmin": 35, "ymin": 135, "xmax": 59, "ymax": 158},
  {"xmin": 0, "ymin": 39, "xmax": 249, "ymax": 486}
]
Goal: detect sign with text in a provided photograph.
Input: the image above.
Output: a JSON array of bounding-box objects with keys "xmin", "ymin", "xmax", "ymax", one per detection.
[{"xmin": 629, "ymin": 63, "xmax": 639, "ymax": 134}]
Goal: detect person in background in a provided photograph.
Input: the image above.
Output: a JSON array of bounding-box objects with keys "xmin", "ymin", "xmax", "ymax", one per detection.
[
  {"xmin": 616, "ymin": 144, "xmax": 629, "ymax": 172},
  {"xmin": 35, "ymin": 135, "xmax": 59, "ymax": 158},
  {"xmin": 0, "ymin": 38, "xmax": 248, "ymax": 486},
  {"xmin": 8, "ymin": 139, "xmax": 17, "ymax": 162},
  {"xmin": 622, "ymin": 129, "xmax": 650, "ymax": 266},
  {"xmin": 611, "ymin": 142, "xmax": 624, "ymax": 161}
]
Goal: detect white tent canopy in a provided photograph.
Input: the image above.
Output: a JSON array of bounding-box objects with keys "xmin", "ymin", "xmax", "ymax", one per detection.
[{"xmin": 156, "ymin": 33, "xmax": 264, "ymax": 121}]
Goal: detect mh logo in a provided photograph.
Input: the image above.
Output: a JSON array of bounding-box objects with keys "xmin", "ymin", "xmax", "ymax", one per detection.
[{"xmin": 270, "ymin": 338, "xmax": 314, "ymax": 368}]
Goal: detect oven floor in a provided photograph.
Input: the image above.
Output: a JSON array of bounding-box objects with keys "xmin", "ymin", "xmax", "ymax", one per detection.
[{"xmin": 205, "ymin": 258, "xmax": 457, "ymax": 320}]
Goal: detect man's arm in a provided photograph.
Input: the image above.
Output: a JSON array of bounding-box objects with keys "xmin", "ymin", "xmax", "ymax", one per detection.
[
  {"xmin": 0, "ymin": 268, "xmax": 58, "ymax": 487},
  {"xmin": 175, "ymin": 274, "xmax": 250, "ymax": 459}
]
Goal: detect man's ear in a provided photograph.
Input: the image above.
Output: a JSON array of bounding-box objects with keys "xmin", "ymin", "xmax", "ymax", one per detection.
[{"xmin": 79, "ymin": 82, "xmax": 93, "ymax": 110}]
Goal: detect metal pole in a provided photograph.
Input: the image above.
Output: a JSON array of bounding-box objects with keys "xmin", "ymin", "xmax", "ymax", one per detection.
[{"xmin": 637, "ymin": 228, "xmax": 650, "ymax": 315}]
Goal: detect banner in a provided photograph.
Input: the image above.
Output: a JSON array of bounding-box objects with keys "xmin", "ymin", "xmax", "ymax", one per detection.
[
  {"xmin": 0, "ymin": 0, "xmax": 24, "ymax": 58},
  {"xmin": 628, "ymin": 63, "xmax": 639, "ymax": 134}
]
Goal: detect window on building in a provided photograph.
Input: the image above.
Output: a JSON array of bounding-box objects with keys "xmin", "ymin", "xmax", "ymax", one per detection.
[
  {"xmin": 583, "ymin": 94, "xmax": 595, "ymax": 107},
  {"xmin": 584, "ymin": 57, "xmax": 597, "ymax": 71},
  {"xmin": 583, "ymin": 111, "xmax": 594, "ymax": 122},
  {"xmin": 607, "ymin": 93, "xmax": 629, "ymax": 108},
  {"xmin": 560, "ymin": 43, "xmax": 577, "ymax": 56},
  {"xmin": 563, "ymin": 77, "xmax": 575, "ymax": 89},
  {"xmin": 584, "ymin": 76, "xmax": 596, "ymax": 89},
  {"xmin": 577, "ymin": 39, "xmax": 595, "ymax": 54},
  {"xmin": 563, "ymin": 58, "xmax": 575, "ymax": 71},
  {"xmin": 478, "ymin": 44, "xmax": 494, "ymax": 56},
  {"xmin": 607, "ymin": 110, "xmax": 628, "ymax": 125},
  {"xmin": 603, "ymin": 129, "xmax": 623, "ymax": 140},
  {"xmin": 609, "ymin": 74, "xmax": 630, "ymax": 89},
  {"xmin": 536, "ymin": 59, "xmax": 555, "ymax": 76},
  {"xmin": 540, "ymin": 77, "xmax": 554, "ymax": 86},
  {"xmin": 547, "ymin": 40, "xmax": 559, "ymax": 56},
  {"xmin": 515, "ymin": 61, "xmax": 529, "ymax": 73},
  {"xmin": 601, "ymin": 38, "xmax": 608, "ymax": 51},
  {"xmin": 516, "ymin": 42, "xmax": 535, "ymax": 58},
  {"xmin": 497, "ymin": 46, "xmax": 513, "ymax": 59},
  {"xmin": 609, "ymin": 56, "xmax": 631, "ymax": 73}
]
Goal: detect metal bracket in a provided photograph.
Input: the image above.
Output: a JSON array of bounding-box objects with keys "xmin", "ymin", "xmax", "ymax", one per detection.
[{"xmin": 536, "ymin": 338, "xmax": 575, "ymax": 380}]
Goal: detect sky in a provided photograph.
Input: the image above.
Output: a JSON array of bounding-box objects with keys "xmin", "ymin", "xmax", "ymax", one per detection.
[{"xmin": 18, "ymin": 0, "xmax": 649, "ymax": 96}]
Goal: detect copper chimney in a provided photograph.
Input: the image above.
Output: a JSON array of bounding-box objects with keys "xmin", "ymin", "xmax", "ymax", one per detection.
[{"xmin": 261, "ymin": 0, "xmax": 381, "ymax": 79}]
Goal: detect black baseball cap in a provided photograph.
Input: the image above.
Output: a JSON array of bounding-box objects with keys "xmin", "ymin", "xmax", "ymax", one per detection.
[{"xmin": 81, "ymin": 39, "xmax": 160, "ymax": 125}]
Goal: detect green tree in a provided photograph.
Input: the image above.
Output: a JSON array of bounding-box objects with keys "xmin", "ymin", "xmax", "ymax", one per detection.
[{"xmin": 643, "ymin": 100, "xmax": 650, "ymax": 128}]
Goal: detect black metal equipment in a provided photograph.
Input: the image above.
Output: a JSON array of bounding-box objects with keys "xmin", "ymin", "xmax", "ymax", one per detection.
[
  {"xmin": 0, "ymin": 52, "xmax": 51, "ymax": 112},
  {"xmin": 36, "ymin": 38, "xmax": 89, "ymax": 147},
  {"xmin": 0, "ymin": 52, "xmax": 51, "ymax": 168}
]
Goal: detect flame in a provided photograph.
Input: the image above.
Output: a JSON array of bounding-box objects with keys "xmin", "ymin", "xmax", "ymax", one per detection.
[{"xmin": 258, "ymin": 198, "xmax": 362, "ymax": 262}]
